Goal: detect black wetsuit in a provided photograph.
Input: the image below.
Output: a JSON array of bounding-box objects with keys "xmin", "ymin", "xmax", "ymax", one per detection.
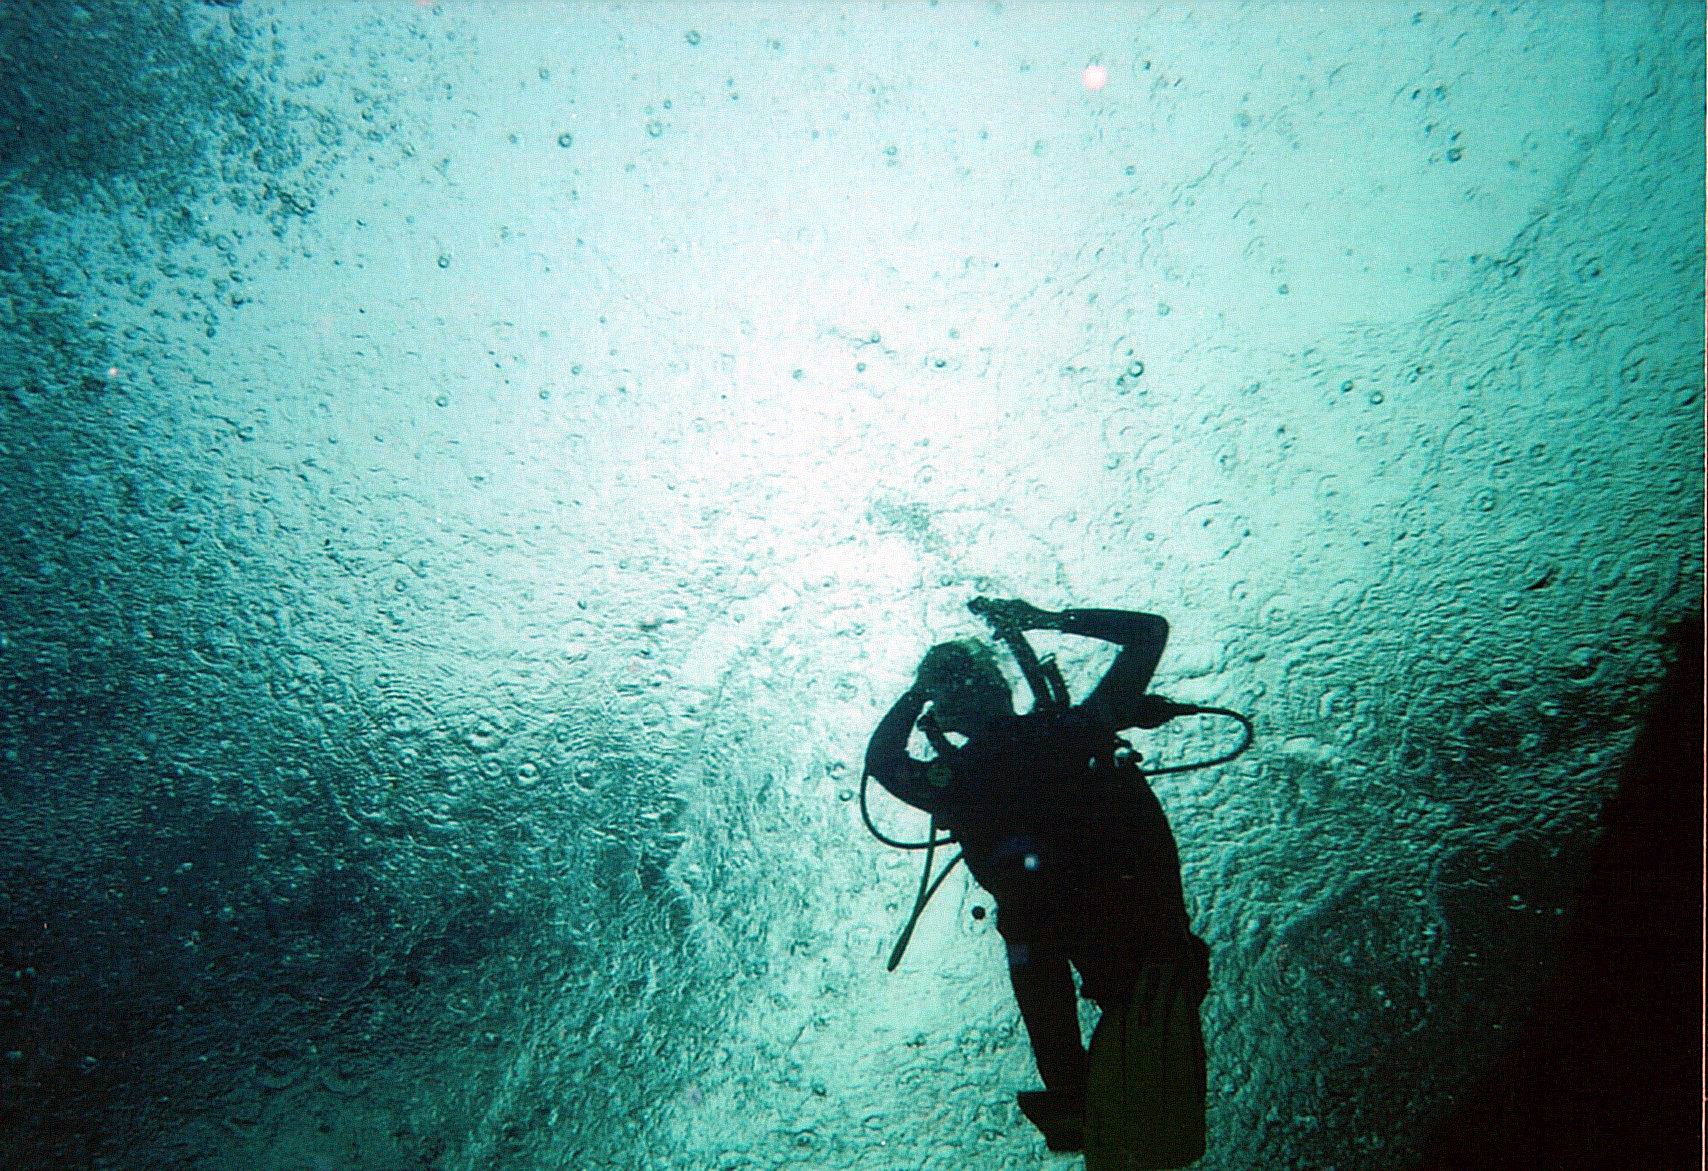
[{"xmin": 864, "ymin": 609, "xmax": 1208, "ymax": 1099}]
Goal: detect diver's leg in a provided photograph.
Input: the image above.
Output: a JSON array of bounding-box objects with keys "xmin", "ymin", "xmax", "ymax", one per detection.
[
  {"xmin": 1007, "ymin": 939, "xmax": 1088, "ymax": 1093},
  {"xmin": 1009, "ymin": 938, "xmax": 1089, "ymax": 1151}
]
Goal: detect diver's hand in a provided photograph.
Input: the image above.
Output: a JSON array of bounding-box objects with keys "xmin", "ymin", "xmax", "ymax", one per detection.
[
  {"xmin": 968, "ymin": 596, "xmax": 1056, "ymax": 632},
  {"xmin": 915, "ymin": 708, "xmax": 956, "ymax": 758}
]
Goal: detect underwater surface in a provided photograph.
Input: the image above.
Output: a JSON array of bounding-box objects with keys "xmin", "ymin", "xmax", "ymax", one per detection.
[{"xmin": 0, "ymin": 1, "xmax": 1701, "ymax": 1168}]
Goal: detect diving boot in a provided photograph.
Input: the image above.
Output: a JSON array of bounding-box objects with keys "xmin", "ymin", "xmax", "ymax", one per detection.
[{"xmin": 1017, "ymin": 1088, "xmax": 1087, "ymax": 1152}]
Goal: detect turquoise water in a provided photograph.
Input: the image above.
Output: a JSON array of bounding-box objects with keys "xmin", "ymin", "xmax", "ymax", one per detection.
[{"xmin": 0, "ymin": 2, "xmax": 1700, "ymax": 1168}]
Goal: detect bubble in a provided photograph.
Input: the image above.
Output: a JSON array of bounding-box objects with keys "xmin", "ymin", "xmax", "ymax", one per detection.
[
  {"xmin": 1082, "ymin": 64, "xmax": 1108, "ymax": 91},
  {"xmin": 1618, "ymin": 341, "xmax": 1654, "ymax": 387},
  {"xmin": 1565, "ymin": 646, "xmax": 1602, "ymax": 685},
  {"xmin": 466, "ymin": 719, "xmax": 500, "ymax": 751},
  {"xmin": 557, "ymin": 132, "xmax": 573, "ymax": 148},
  {"xmin": 318, "ymin": 1065, "xmax": 365, "ymax": 1097},
  {"xmin": 435, "ymin": 393, "xmax": 450, "ymax": 407},
  {"xmin": 254, "ymin": 1047, "xmax": 305, "ymax": 1090},
  {"xmin": 1368, "ymin": 390, "xmax": 1385, "ymax": 405},
  {"xmin": 646, "ymin": 120, "xmax": 664, "ymax": 138},
  {"xmin": 437, "ymin": 253, "xmax": 451, "ymax": 269},
  {"xmin": 685, "ymin": 30, "xmax": 701, "ymax": 45},
  {"xmin": 1587, "ymin": 552, "xmax": 1627, "ymax": 590},
  {"xmin": 1307, "ymin": 691, "xmax": 1352, "ymax": 735}
]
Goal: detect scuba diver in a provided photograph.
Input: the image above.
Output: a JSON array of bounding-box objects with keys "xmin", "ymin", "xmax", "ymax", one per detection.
[{"xmin": 861, "ymin": 597, "xmax": 1251, "ymax": 1168}]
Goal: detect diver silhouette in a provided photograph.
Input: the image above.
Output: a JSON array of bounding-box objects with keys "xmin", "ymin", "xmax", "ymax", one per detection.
[{"xmin": 862, "ymin": 597, "xmax": 1250, "ymax": 1167}]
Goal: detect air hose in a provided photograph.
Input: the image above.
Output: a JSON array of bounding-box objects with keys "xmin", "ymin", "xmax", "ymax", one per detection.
[
  {"xmin": 1135, "ymin": 703, "xmax": 1256, "ymax": 775},
  {"xmin": 859, "ymin": 768, "xmax": 954, "ymax": 850},
  {"xmin": 884, "ymin": 829, "xmax": 962, "ymax": 971}
]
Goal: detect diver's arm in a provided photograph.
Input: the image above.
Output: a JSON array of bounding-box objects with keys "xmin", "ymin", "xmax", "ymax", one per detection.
[
  {"xmin": 968, "ymin": 598, "xmax": 1168, "ymax": 720},
  {"xmin": 1057, "ymin": 608, "xmax": 1171, "ymax": 731},
  {"xmin": 1056, "ymin": 608, "xmax": 1168, "ymax": 655},
  {"xmin": 863, "ymin": 688, "xmax": 941, "ymax": 813},
  {"xmin": 967, "ymin": 599, "xmax": 1163, "ymax": 650}
]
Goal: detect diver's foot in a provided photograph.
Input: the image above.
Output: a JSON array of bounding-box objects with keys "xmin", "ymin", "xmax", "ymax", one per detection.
[{"xmin": 1016, "ymin": 1089, "xmax": 1086, "ymax": 1152}]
